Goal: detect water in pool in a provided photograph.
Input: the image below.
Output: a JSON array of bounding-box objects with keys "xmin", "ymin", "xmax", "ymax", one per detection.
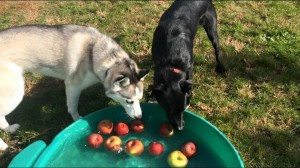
[{"xmin": 46, "ymin": 116, "xmax": 223, "ymax": 167}]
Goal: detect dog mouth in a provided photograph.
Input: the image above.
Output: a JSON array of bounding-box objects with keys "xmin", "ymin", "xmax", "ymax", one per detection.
[
  {"xmin": 169, "ymin": 117, "xmax": 185, "ymax": 131},
  {"xmin": 166, "ymin": 111, "xmax": 185, "ymax": 131},
  {"xmin": 176, "ymin": 119, "xmax": 185, "ymax": 131}
]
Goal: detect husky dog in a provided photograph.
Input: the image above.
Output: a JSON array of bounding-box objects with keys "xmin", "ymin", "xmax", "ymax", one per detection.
[{"xmin": 0, "ymin": 24, "xmax": 149, "ymax": 150}]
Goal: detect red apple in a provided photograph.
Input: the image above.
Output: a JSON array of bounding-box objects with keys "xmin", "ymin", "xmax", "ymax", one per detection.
[
  {"xmin": 130, "ymin": 119, "xmax": 145, "ymax": 133},
  {"xmin": 114, "ymin": 122, "xmax": 129, "ymax": 136},
  {"xmin": 125, "ymin": 139, "xmax": 144, "ymax": 156},
  {"xmin": 97, "ymin": 120, "xmax": 114, "ymax": 134},
  {"xmin": 167, "ymin": 150, "xmax": 188, "ymax": 168},
  {"xmin": 160, "ymin": 123, "xmax": 174, "ymax": 137},
  {"xmin": 181, "ymin": 142, "xmax": 197, "ymax": 158},
  {"xmin": 87, "ymin": 133, "xmax": 103, "ymax": 148},
  {"xmin": 105, "ymin": 136, "xmax": 122, "ymax": 152},
  {"xmin": 148, "ymin": 141, "xmax": 164, "ymax": 156}
]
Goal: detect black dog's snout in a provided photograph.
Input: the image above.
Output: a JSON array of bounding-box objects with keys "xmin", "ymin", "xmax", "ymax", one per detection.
[
  {"xmin": 167, "ymin": 110, "xmax": 185, "ymax": 131},
  {"xmin": 169, "ymin": 118, "xmax": 185, "ymax": 131},
  {"xmin": 177, "ymin": 120, "xmax": 185, "ymax": 131}
]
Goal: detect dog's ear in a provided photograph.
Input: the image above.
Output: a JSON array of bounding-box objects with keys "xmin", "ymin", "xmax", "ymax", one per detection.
[
  {"xmin": 138, "ymin": 69, "xmax": 150, "ymax": 81},
  {"xmin": 120, "ymin": 77, "xmax": 130, "ymax": 87},
  {"xmin": 180, "ymin": 80, "xmax": 192, "ymax": 93},
  {"xmin": 113, "ymin": 77, "xmax": 130, "ymax": 91}
]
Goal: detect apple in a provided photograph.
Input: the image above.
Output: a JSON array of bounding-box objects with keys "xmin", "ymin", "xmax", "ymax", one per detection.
[
  {"xmin": 167, "ymin": 150, "xmax": 188, "ymax": 168},
  {"xmin": 114, "ymin": 122, "xmax": 129, "ymax": 136},
  {"xmin": 105, "ymin": 136, "xmax": 122, "ymax": 152},
  {"xmin": 87, "ymin": 133, "xmax": 103, "ymax": 148},
  {"xmin": 148, "ymin": 141, "xmax": 164, "ymax": 156},
  {"xmin": 160, "ymin": 123, "xmax": 174, "ymax": 137},
  {"xmin": 125, "ymin": 139, "xmax": 144, "ymax": 156},
  {"xmin": 130, "ymin": 119, "xmax": 145, "ymax": 133},
  {"xmin": 181, "ymin": 142, "xmax": 197, "ymax": 158},
  {"xmin": 97, "ymin": 120, "xmax": 114, "ymax": 134}
]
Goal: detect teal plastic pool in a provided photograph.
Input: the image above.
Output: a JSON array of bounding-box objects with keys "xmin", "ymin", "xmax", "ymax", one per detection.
[{"xmin": 9, "ymin": 103, "xmax": 244, "ymax": 167}]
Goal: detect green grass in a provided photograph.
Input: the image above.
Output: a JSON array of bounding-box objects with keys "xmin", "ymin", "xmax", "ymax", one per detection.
[{"xmin": 0, "ymin": 1, "xmax": 299, "ymax": 167}]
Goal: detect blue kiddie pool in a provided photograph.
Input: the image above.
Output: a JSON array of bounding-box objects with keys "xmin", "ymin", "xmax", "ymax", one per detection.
[{"xmin": 9, "ymin": 103, "xmax": 244, "ymax": 167}]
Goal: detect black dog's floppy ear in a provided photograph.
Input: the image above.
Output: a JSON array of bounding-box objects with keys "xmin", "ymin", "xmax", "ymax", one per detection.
[
  {"xmin": 138, "ymin": 69, "xmax": 149, "ymax": 81},
  {"xmin": 180, "ymin": 80, "xmax": 192, "ymax": 93}
]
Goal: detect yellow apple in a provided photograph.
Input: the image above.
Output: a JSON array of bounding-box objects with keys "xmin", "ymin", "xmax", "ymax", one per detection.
[{"xmin": 167, "ymin": 150, "xmax": 188, "ymax": 168}]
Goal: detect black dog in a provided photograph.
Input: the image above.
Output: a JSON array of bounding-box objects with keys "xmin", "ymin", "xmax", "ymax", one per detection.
[{"xmin": 151, "ymin": 0, "xmax": 226, "ymax": 130}]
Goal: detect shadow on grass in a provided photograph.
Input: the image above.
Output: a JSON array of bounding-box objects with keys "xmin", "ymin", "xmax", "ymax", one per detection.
[
  {"xmin": 238, "ymin": 127, "xmax": 300, "ymax": 167},
  {"xmin": 1, "ymin": 76, "xmax": 111, "ymax": 167},
  {"xmin": 206, "ymin": 107, "xmax": 300, "ymax": 167},
  {"xmin": 222, "ymin": 47, "xmax": 300, "ymax": 84},
  {"xmin": 197, "ymin": 47, "xmax": 300, "ymax": 167}
]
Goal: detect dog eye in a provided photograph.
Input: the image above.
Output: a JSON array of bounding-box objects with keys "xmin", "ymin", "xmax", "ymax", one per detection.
[{"xmin": 126, "ymin": 100, "xmax": 134, "ymax": 104}]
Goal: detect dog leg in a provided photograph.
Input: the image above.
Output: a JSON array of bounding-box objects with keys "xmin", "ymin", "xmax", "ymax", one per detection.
[
  {"xmin": 202, "ymin": 4, "xmax": 226, "ymax": 74},
  {"xmin": 0, "ymin": 138, "xmax": 8, "ymax": 150},
  {"xmin": 0, "ymin": 117, "xmax": 20, "ymax": 133},
  {"xmin": 64, "ymin": 70, "xmax": 100, "ymax": 121},
  {"xmin": 65, "ymin": 83, "xmax": 82, "ymax": 121},
  {"xmin": 0, "ymin": 62, "xmax": 23, "ymax": 134}
]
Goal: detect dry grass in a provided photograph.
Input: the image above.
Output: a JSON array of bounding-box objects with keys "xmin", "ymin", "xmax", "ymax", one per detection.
[
  {"xmin": 223, "ymin": 36, "xmax": 245, "ymax": 53},
  {"xmin": 0, "ymin": 1, "xmax": 44, "ymax": 23}
]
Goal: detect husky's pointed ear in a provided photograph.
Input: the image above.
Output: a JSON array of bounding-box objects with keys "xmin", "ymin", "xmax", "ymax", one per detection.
[
  {"xmin": 138, "ymin": 69, "xmax": 149, "ymax": 81},
  {"xmin": 119, "ymin": 77, "xmax": 130, "ymax": 87},
  {"xmin": 180, "ymin": 80, "xmax": 192, "ymax": 93},
  {"xmin": 113, "ymin": 77, "xmax": 130, "ymax": 90}
]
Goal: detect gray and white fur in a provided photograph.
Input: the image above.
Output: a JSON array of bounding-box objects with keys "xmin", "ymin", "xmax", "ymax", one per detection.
[{"xmin": 0, "ymin": 24, "xmax": 149, "ymax": 150}]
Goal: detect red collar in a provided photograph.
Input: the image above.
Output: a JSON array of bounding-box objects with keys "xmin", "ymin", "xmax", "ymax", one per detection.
[{"xmin": 171, "ymin": 68, "xmax": 181, "ymax": 74}]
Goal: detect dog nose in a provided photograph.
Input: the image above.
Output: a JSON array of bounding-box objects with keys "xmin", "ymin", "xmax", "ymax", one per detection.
[{"xmin": 135, "ymin": 113, "xmax": 142, "ymax": 119}]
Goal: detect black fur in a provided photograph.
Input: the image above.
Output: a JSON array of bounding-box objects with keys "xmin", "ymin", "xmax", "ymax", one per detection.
[{"xmin": 151, "ymin": 0, "xmax": 226, "ymax": 130}]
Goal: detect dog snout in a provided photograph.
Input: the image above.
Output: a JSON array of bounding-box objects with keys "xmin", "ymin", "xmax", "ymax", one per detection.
[
  {"xmin": 134, "ymin": 113, "xmax": 142, "ymax": 119},
  {"xmin": 123, "ymin": 102, "xmax": 142, "ymax": 119},
  {"xmin": 133, "ymin": 102, "xmax": 142, "ymax": 119},
  {"xmin": 174, "ymin": 111, "xmax": 185, "ymax": 131},
  {"xmin": 169, "ymin": 118, "xmax": 185, "ymax": 131},
  {"xmin": 177, "ymin": 120, "xmax": 185, "ymax": 131},
  {"xmin": 126, "ymin": 111, "xmax": 142, "ymax": 119}
]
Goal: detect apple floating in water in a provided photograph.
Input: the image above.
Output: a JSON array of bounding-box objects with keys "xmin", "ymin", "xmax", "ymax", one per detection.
[
  {"xmin": 167, "ymin": 150, "xmax": 188, "ymax": 168},
  {"xmin": 181, "ymin": 142, "xmax": 197, "ymax": 158},
  {"xmin": 86, "ymin": 133, "xmax": 103, "ymax": 149},
  {"xmin": 97, "ymin": 120, "xmax": 113, "ymax": 135},
  {"xmin": 125, "ymin": 139, "xmax": 144, "ymax": 156},
  {"xmin": 130, "ymin": 119, "xmax": 145, "ymax": 133},
  {"xmin": 160, "ymin": 123, "xmax": 174, "ymax": 137},
  {"xmin": 104, "ymin": 136, "xmax": 122, "ymax": 152},
  {"xmin": 114, "ymin": 122, "xmax": 129, "ymax": 136},
  {"xmin": 148, "ymin": 141, "xmax": 164, "ymax": 156}
]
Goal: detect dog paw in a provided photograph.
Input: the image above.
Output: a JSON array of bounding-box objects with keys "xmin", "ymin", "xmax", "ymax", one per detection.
[
  {"xmin": 216, "ymin": 64, "xmax": 226, "ymax": 75},
  {"xmin": 0, "ymin": 139, "xmax": 8, "ymax": 151},
  {"xmin": 4, "ymin": 124, "xmax": 20, "ymax": 133},
  {"xmin": 72, "ymin": 115, "xmax": 82, "ymax": 121}
]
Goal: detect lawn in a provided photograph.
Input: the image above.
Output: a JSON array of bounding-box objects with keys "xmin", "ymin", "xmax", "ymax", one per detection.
[{"xmin": 0, "ymin": 1, "xmax": 299, "ymax": 167}]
